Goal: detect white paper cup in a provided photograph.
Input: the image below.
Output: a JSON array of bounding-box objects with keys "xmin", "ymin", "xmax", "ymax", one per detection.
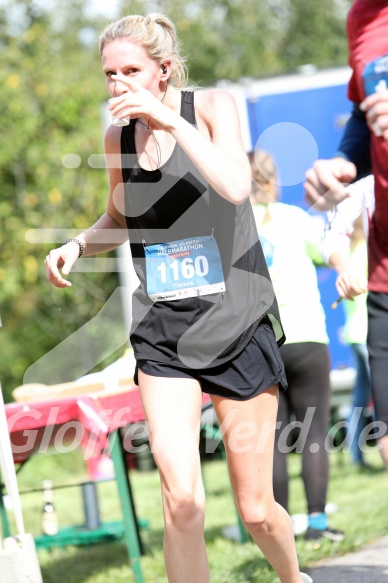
[
  {"xmin": 108, "ymin": 99, "xmax": 130, "ymax": 126},
  {"xmin": 111, "ymin": 115, "xmax": 130, "ymax": 127}
]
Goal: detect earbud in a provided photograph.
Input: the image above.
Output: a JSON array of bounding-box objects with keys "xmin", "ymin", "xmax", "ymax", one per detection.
[{"xmin": 161, "ymin": 65, "xmax": 167, "ymax": 74}]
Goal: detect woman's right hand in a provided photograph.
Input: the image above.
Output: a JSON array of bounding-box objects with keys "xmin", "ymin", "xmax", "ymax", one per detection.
[{"xmin": 45, "ymin": 242, "xmax": 80, "ymax": 288}]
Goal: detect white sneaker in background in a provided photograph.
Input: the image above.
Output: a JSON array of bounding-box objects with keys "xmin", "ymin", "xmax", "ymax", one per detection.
[
  {"xmin": 291, "ymin": 513, "xmax": 308, "ymax": 536},
  {"xmin": 325, "ymin": 502, "xmax": 338, "ymax": 515}
]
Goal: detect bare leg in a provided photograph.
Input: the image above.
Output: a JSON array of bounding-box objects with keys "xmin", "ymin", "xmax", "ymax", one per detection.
[
  {"xmin": 211, "ymin": 385, "xmax": 302, "ymax": 583},
  {"xmin": 378, "ymin": 434, "xmax": 388, "ymax": 469},
  {"xmin": 138, "ymin": 371, "xmax": 209, "ymax": 583}
]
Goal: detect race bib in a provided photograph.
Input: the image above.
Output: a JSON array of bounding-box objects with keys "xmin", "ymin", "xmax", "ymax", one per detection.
[
  {"xmin": 363, "ymin": 55, "xmax": 388, "ymax": 96},
  {"xmin": 144, "ymin": 235, "xmax": 225, "ymax": 302}
]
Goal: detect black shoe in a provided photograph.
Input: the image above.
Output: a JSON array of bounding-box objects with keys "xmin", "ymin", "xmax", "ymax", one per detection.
[{"xmin": 305, "ymin": 526, "xmax": 344, "ymax": 542}]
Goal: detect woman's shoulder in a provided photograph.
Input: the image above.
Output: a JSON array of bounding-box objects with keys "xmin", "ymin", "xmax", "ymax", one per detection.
[
  {"xmin": 103, "ymin": 124, "xmax": 123, "ymax": 172},
  {"xmin": 104, "ymin": 123, "xmax": 122, "ymax": 153},
  {"xmin": 194, "ymin": 87, "xmax": 237, "ymax": 117},
  {"xmin": 194, "ymin": 87, "xmax": 234, "ymax": 109},
  {"xmin": 192, "ymin": 88, "xmax": 240, "ymax": 137}
]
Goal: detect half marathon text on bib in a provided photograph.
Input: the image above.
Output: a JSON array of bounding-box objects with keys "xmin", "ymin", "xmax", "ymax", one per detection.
[{"xmin": 144, "ymin": 235, "xmax": 225, "ymax": 302}]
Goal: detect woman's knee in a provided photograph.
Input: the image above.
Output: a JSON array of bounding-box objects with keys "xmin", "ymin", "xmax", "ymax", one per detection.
[
  {"xmin": 164, "ymin": 485, "xmax": 206, "ymax": 531},
  {"xmin": 238, "ymin": 496, "xmax": 276, "ymax": 534}
]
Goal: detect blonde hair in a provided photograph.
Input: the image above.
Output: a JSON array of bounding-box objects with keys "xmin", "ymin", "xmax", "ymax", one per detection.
[
  {"xmin": 248, "ymin": 149, "xmax": 280, "ymax": 205},
  {"xmin": 99, "ymin": 13, "xmax": 188, "ymax": 88}
]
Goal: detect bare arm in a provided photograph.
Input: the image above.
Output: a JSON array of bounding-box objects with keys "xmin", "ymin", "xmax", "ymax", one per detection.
[
  {"xmin": 45, "ymin": 125, "xmax": 128, "ymax": 288},
  {"xmin": 322, "ymin": 179, "xmax": 368, "ymax": 300},
  {"xmin": 168, "ymin": 89, "xmax": 251, "ymax": 204},
  {"xmin": 328, "ymin": 248, "xmax": 368, "ymax": 301},
  {"xmin": 109, "ymin": 77, "xmax": 251, "ymax": 204}
]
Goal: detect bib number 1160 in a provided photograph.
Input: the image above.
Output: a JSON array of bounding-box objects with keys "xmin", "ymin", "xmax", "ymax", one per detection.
[{"xmin": 157, "ymin": 256, "xmax": 209, "ymax": 283}]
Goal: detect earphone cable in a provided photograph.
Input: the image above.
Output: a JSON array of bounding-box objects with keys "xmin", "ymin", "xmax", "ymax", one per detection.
[{"xmin": 136, "ymin": 85, "xmax": 167, "ymax": 170}]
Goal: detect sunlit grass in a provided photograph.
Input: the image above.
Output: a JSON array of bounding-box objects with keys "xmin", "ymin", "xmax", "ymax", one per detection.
[{"xmin": 3, "ymin": 447, "xmax": 387, "ymax": 582}]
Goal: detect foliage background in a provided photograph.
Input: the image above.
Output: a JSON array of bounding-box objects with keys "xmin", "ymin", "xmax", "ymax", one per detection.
[{"xmin": 0, "ymin": 0, "xmax": 352, "ymax": 400}]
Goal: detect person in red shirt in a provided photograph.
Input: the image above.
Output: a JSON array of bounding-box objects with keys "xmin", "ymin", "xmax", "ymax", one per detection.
[{"xmin": 304, "ymin": 0, "xmax": 388, "ymax": 470}]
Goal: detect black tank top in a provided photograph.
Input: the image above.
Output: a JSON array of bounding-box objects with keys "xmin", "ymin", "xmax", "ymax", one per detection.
[{"xmin": 121, "ymin": 91, "xmax": 284, "ymax": 369}]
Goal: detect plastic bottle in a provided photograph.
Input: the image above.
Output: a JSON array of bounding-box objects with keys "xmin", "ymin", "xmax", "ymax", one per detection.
[{"xmin": 41, "ymin": 480, "xmax": 58, "ymax": 536}]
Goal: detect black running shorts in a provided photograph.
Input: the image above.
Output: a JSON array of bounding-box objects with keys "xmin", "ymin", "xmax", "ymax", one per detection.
[{"xmin": 134, "ymin": 317, "xmax": 287, "ymax": 401}]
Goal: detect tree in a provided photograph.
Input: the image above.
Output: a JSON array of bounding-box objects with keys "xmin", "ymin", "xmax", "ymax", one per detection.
[
  {"xmin": 1, "ymin": 0, "xmax": 351, "ymax": 400},
  {"xmin": 0, "ymin": 0, "xmax": 123, "ymax": 400},
  {"xmin": 278, "ymin": 0, "xmax": 352, "ymax": 70},
  {"xmin": 117, "ymin": 0, "xmax": 351, "ymax": 84}
]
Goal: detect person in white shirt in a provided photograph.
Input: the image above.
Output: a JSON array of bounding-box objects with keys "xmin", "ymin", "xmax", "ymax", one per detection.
[
  {"xmin": 322, "ymin": 175, "xmax": 377, "ymax": 469},
  {"xmin": 250, "ymin": 149, "xmax": 344, "ymax": 542}
]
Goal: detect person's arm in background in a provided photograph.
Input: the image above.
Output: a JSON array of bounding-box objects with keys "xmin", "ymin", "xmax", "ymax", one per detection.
[
  {"xmin": 335, "ymin": 103, "xmax": 371, "ymax": 175},
  {"xmin": 304, "ymin": 103, "xmax": 372, "ymax": 211},
  {"xmin": 301, "ymin": 209, "xmax": 327, "ymax": 268},
  {"xmin": 321, "ymin": 175, "xmax": 373, "ymax": 299},
  {"xmin": 328, "ymin": 244, "xmax": 368, "ymax": 301}
]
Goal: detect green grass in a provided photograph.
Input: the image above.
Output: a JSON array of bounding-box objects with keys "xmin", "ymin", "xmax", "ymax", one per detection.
[{"xmin": 3, "ymin": 447, "xmax": 388, "ymax": 582}]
